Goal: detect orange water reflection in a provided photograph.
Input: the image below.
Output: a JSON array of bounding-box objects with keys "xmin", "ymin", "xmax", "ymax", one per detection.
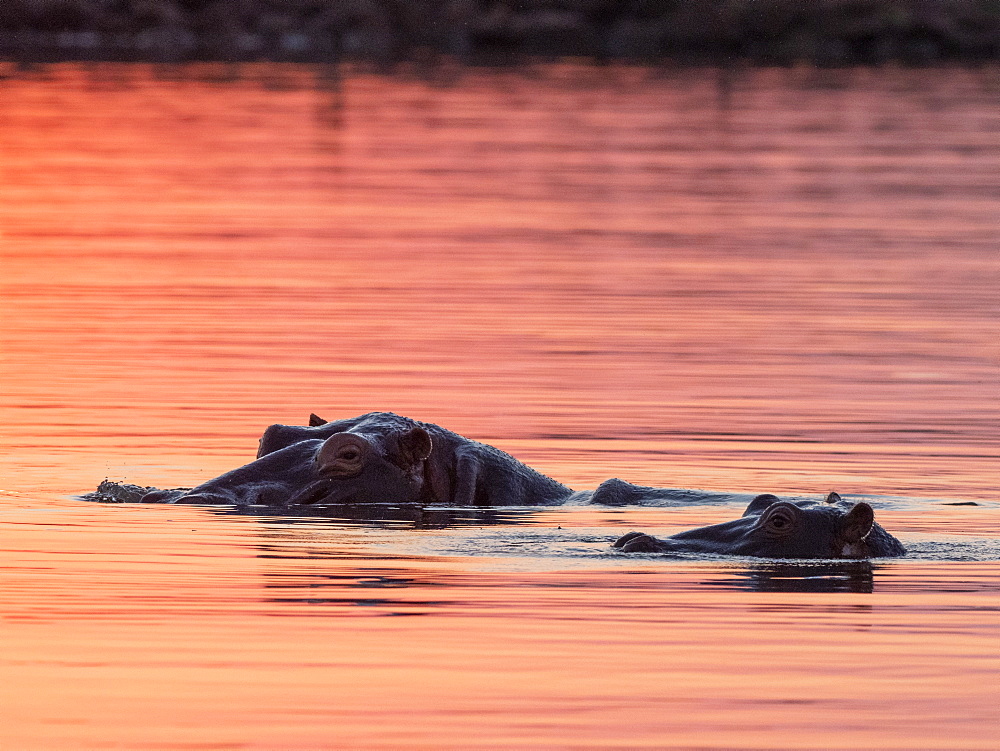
[
  {"xmin": 0, "ymin": 64, "xmax": 998, "ymax": 748},
  {"xmin": 1, "ymin": 65, "xmax": 998, "ymax": 500},
  {"xmin": 2, "ymin": 501, "xmax": 999, "ymax": 749}
]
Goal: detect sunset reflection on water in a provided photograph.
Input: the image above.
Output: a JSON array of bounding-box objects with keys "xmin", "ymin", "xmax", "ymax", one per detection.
[{"xmin": 0, "ymin": 63, "xmax": 998, "ymax": 749}]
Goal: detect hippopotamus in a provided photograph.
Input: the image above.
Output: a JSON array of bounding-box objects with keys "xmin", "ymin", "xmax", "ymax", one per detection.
[
  {"xmin": 613, "ymin": 492, "xmax": 905, "ymax": 559},
  {"xmin": 139, "ymin": 412, "xmax": 577, "ymax": 506},
  {"xmin": 127, "ymin": 412, "xmax": 739, "ymax": 507}
]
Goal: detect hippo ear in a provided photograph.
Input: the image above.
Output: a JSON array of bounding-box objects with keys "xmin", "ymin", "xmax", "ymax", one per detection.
[
  {"xmin": 399, "ymin": 427, "xmax": 432, "ymax": 467},
  {"xmin": 843, "ymin": 502, "xmax": 875, "ymax": 541},
  {"xmin": 309, "ymin": 413, "xmax": 328, "ymax": 427},
  {"xmin": 743, "ymin": 493, "xmax": 780, "ymax": 517},
  {"xmin": 826, "ymin": 491, "xmax": 842, "ymax": 504}
]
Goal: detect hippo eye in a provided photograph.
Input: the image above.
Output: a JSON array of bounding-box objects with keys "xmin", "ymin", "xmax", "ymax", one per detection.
[
  {"xmin": 762, "ymin": 507, "xmax": 797, "ymax": 535},
  {"xmin": 338, "ymin": 448, "xmax": 361, "ymax": 462}
]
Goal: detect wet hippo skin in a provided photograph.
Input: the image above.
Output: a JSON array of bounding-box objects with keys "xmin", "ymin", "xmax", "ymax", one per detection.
[
  {"xmin": 613, "ymin": 492, "xmax": 906, "ymax": 559},
  {"xmin": 142, "ymin": 412, "xmax": 574, "ymax": 506}
]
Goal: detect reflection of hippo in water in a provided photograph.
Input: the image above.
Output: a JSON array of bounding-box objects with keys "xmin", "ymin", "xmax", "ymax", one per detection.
[
  {"xmin": 613, "ymin": 492, "xmax": 906, "ymax": 559},
  {"xmin": 141, "ymin": 412, "xmax": 577, "ymax": 506}
]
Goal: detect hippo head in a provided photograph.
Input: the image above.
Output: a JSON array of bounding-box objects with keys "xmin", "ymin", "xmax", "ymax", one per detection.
[
  {"xmin": 284, "ymin": 426, "xmax": 433, "ymax": 506},
  {"xmin": 614, "ymin": 492, "xmax": 905, "ymax": 559},
  {"xmin": 143, "ymin": 424, "xmax": 433, "ymax": 507}
]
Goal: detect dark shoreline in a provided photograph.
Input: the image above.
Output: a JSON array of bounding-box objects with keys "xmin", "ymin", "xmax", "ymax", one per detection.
[{"xmin": 1, "ymin": 1, "xmax": 997, "ymax": 69}]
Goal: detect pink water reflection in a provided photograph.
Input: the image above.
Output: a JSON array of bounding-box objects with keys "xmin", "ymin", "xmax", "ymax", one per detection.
[{"xmin": 0, "ymin": 64, "xmax": 998, "ymax": 749}]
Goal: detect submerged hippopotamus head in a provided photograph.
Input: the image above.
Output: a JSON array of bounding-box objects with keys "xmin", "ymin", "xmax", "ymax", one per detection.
[
  {"xmin": 614, "ymin": 492, "xmax": 905, "ymax": 559},
  {"xmin": 281, "ymin": 423, "xmax": 433, "ymax": 506},
  {"xmin": 142, "ymin": 418, "xmax": 433, "ymax": 506}
]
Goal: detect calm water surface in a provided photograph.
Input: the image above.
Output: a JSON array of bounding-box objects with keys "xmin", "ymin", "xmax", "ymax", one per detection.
[{"xmin": 1, "ymin": 63, "xmax": 998, "ymax": 749}]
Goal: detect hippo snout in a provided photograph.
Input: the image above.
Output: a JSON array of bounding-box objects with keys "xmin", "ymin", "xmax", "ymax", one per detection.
[
  {"xmin": 140, "ymin": 488, "xmax": 188, "ymax": 503},
  {"xmin": 141, "ymin": 489, "xmax": 231, "ymax": 504}
]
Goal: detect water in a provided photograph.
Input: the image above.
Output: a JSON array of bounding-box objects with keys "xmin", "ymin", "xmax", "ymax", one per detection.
[{"xmin": 1, "ymin": 63, "xmax": 998, "ymax": 749}]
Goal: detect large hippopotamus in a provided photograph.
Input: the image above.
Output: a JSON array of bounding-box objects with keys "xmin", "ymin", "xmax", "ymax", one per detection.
[
  {"xmin": 126, "ymin": 412, "xmax": 738, "ymax": 507},
  {"xmin": 140, "ymin": 412, "xmax": 578, "ymax": 506},
  {"xmin": 613, "ymin": 492, "xmax": 906, "ymax": 559}
]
